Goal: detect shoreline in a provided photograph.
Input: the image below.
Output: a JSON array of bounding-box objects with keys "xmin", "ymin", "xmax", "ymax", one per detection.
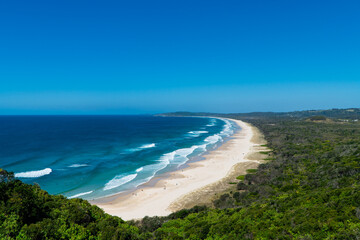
[{"xmin": 92, "ymin": 118, "xmax": 265, "ymax": 220}]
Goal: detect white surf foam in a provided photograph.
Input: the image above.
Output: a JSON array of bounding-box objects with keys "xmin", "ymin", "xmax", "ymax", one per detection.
[
  {"xmin": 197, "ymin": 143, "xmax": 207, "ymax": 150},
  {"xmin": 158, "ymin": 144, "xmax": 207, "ymax": 167},
  {"xmin": 206, "ymin": 118, "xmax": 217, "ymax": 127},
  {"xmin": 134, "ymin": 144, "xmax": 202, "ymax": 183},
  {"xmin": 106, "ymin": 118, "xmax": 236, "ymax": 196},
  {"xmin": 204, "ymin": 134, "xmax": 222, "ymax": 144},
  {"xmin": 128, "ymin": 119, "xmax": 235, "ymax": 192},
  {"xmin": 175, "ymin": 145, "xmax": 198, "ymax": 157},
  {"xmin": 104, "ymin": 173, "xmax": 138, "ymax": 190},
  {"xmin": 68, "ymin": 164, "xmax": 89, "ymax": 168},
  {"xmin": 219, "ymin": 119, "xmax": 235, "ymax": 137},
  {"xmin": 187, "ymin": 131, "xmax": 208, "ymax": 137},
  {"xmin": 68, "ymin": 191, "xmax": 94, "ymax": 199},
  {"xmin": 202, "ymin": 119, "xmax": 236, "ymax": 147},
  {"xmin": 15, "ymin": 168, "xmax": 52, "ymax": 178},
  {"xmin": 139, "ymin": 143, "xmax": 156, "ymax": 149},
  {"xmin": 128, "ymin": 143, "xmax": 156, "ymax": 152},
  {"xmin": 130, "ymin": 148, "xmax": 189, "ymax": 188},
  {"xmin": 126, "ymin": 141, "xmax": 215, "ymax": 191}
]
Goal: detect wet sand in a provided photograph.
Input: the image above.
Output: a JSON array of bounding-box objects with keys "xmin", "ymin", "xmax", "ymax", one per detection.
[{"xmin": 92, "ymin": 118, "xmax": 266, "ymax": 220}]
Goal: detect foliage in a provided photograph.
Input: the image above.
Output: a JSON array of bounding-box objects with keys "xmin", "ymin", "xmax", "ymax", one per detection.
[
  {"xmin": 2, "ymin": 108, "xmax": 360, "ymax": 239},
  {"xmin": 161, "ymin": 107, "xmax": 360, "ymax": 120},
  {"xmin": 0, "ymin": 169, "xmax": 145, "ymax": 239},
  {"xmin": 153, "ymin": 111, "xmax": 360, "ymax": 239},
  {"xmin": 245, "ymin": 169, "xmax": 257, "ymax": 174},
  {"xmin": 308, "ymin": 115, "xmax": 327, "ymax": 121},
  {"xmin": 236, "ymin": 175, "xmax": 245, "ymax": 180}
]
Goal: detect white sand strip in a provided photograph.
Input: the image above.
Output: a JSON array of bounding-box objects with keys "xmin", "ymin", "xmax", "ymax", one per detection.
[{"xmin": 93, "ymin": 119, "xmax": 256, "ymax": 220}]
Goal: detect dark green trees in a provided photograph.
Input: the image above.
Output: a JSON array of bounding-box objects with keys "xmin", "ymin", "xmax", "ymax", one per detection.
[
  {"xmin": 0, "ymin": 169, "xmax": 144, "ymax": 239},
  {"xmin": 1, "ymin": 109, "xmax": 360, "ymax": 239}
]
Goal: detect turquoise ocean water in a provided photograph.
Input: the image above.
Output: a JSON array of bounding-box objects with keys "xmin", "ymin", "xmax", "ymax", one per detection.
[{"xmin": 0, "ymin": 115, "xmax": 238, "ymax": 200}]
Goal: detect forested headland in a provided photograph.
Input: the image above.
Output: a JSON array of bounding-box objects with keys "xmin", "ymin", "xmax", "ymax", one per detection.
[{"xmin": 1, "ymin": 108, "xmax": 360, "ymax": 239}]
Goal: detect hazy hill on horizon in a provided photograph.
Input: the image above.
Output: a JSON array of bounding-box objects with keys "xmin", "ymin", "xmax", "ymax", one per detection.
[
  {"xmin": 160, "ymin": 107, "xmax": 360, "ymax": 120},
  {"xmin": 1, "ymin": 107, "xmax": 360, "ymax": 239}
]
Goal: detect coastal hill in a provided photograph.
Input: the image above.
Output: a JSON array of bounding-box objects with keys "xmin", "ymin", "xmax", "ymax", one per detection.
[
  {"xmin": 159, "ymin": 107, "xmax": 360, "ymax": 120},
  {"xmin": 1, "ymin": 108, "xmax": 360, "ymax": 239}
]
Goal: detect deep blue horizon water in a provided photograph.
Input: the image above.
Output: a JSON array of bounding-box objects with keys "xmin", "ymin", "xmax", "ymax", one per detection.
[{"xmin": 0, "ymin": 115, "xmax": 238, "ymax": 200}]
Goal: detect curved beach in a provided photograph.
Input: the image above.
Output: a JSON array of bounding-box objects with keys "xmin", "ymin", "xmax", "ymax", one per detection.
[{"xmin": 92, "ymin": 119, "xmax": 263, "ymax": 220}]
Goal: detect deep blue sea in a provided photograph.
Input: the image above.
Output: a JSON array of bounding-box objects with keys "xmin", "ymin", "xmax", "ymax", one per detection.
[{"xmin": 0, "ymin": 115, "xmax": 238, "ymax": 200}]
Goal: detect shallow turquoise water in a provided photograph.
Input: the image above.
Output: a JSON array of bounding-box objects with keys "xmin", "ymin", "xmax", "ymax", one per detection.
[{"xmin": 0, "ymin": 115, "xmax": 238, "ymax": 199}]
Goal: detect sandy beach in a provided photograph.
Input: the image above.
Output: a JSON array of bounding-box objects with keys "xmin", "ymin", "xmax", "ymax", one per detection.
[{"xmin": 92, "ymin": 118, "xmax": 266, "ymax": 220}]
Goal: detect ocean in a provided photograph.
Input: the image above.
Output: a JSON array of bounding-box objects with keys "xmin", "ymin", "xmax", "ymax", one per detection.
[{"xmin": 0, "ymin": 115, "xmax": 238, "ymax": 200}]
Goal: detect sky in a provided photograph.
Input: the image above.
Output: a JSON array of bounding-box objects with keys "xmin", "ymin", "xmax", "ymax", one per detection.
[{"xmin": 0, "ymin": 0, "xmax": 360, "ymax": 114}]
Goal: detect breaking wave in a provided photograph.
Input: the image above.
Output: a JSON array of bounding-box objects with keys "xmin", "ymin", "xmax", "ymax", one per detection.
[
  {"xmin": 187, "ymin": 131, "xmax": 208, "ymax": 137},
  {"xmin": 104, "ymin": 174, "xmax": 138, "ymax": 190},
  {"xmin": 68, "ymin": 191, "xmax": 94, "ymax": 199},
  {"xmin": 206, "ymin": 118, "xmax": 217, "ymax": 127},
  {"xmin": 15, "ymin": 168, "xmax": 52, "ymax": 178},
  {"xmin": 204, "ymin": 134, "xmax": 222, "ymax": 144},
  {"xmin": 128, "ymin": 143, "xmax": 156, "ymax": 152},
  {"xmin": 139, "ymin": 143, "xmax": 156, "ymax": 149},
  {"xmin": 68, "ymin": 164, "xmax": 89, "ymax": 168}
]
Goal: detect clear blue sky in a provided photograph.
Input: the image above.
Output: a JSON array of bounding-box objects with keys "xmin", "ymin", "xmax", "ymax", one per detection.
[{"xmin": 1, "ymin": 0, "xmax": 359, "ymax": 114}]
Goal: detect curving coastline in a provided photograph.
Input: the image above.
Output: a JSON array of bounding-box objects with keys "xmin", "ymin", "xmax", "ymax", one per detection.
[{"xmin": 92, "ymin": 118, "xmax": 264, "ymax": 220}]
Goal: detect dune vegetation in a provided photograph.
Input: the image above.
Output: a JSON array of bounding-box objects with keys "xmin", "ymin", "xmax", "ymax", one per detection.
[{"xmin": 1, "ymin": 109, "xmax": 360, "ymax": 239}]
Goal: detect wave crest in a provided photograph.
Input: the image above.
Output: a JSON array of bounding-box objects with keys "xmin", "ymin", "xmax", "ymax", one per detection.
[
  {"xmin": 128, "ymin": 143, "xmax": 156, "ymax": 152},
  {"xmin": 187, "ymin": 131, "xmax": 208, "ymax": 137},
  {"xmin": 139, "ymin": 143, "xmax": 156, "ymax": 149},
  {"xmin": 206, "ymin": 118, "xmax": 217, "ymax": 127},
  {"xmin": 219, "ymin": 119, "xmax": 235, "ymax": 137},
  {"xmin": 68, "ymin": 191, "xmax": 94, "ymax": 199},
  {"xmin": 204, "ymin": 134, "xmax": 222, "ymax": 144},
  {"xmin": 68, "ymin": 164, "xmax": 89, "ymax": 168},
  {"xmin": 104, "ymin": 173, "xmax": 137, "ymax": 190},
  {"xmin": 15, "ymin": 168, "xmax": 52, "ymax": 178}
]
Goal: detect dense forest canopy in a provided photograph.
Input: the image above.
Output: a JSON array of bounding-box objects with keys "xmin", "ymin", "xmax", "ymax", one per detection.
[
  {"xmin": 1, "ymin": 108, "xmax": 360, "ymax": 239},
  {"xmin": 161, "ymin": 108, "xmax": 360, "ymax": 120}
]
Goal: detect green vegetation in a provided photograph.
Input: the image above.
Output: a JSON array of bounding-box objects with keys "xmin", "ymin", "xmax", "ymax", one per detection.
[
  {"xmin": 308, "ymin": 115, "xmax": 327, "ymax": 121},
  {"xmin": 160, "ymin": 107, "xmax": 360, "ymax": 120},
  {"xmin": 153, "ymin": 109, "xmax": 360, "ymax": 239},
  {"xmin": 2, "ymin": 108, "xmax": 360, "ymax": 239},
  {"xmin": 245, "ymin": 169, "xmax": 257, "ymax": 174},
  {"xmin": 259, "ymin": 151, "xmax": 272, "ymax": 154},
  {"xmin": 236, "ymin": 175, "xmax": 245, "ymax": 180},
  {"xmin": 0, "ymin": 169, "xmax": 148, "ymax": 239}
]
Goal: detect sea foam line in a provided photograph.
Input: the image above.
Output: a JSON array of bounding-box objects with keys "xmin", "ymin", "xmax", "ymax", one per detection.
[
  {"xmin": 127, "ymin": 137, "xmax": 221, "ymax": 190},
  {"xmin": 204, "ymin": 134, "xmax": 222, "ymax": 144},
  {"xmin": 153, "ymin": 121, "xmax": 233, "ymax": 172},
  {"xmin": 128, "ymin": 143, "xmax": 156, "ymax": 152},
  {"xmin": 187, "ymin": 131, "xmax": 208, "ymax": 137},
  {"xmin": 15, "ymin": 168, "xmax": 52, "ymax": 178},
  {"xmin": 102, "ymin": 118, "xmax": 236, "ymax": 195},
  {"xmin": 68, "ymin": 191, "xmax": 94, "ymax": 199},
  {"xmin": 68, "ymin": 164, "xmax": 89, "ymax": 168},
  {"xmin": 206, "ymin": 118, "xmax": 217, "ymax": 127},
  {"xmin": 219, "ymin": 119, "xmax": 235, "ymax": 137},
  {"xmin": 141, "ymin": 119, "xmax": 235, "ymax": 185},
  {"xmin": 104, "ymin": 173, "xmax": 138, "ymax": 190},
  {"xmin": 139, "ymin": 143, "xmax": 156, "ymax": 149}
]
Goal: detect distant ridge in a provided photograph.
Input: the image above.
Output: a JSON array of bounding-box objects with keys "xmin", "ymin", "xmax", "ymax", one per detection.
[{"xmin": 159, "ymin": 108, "xmax": 360, "ymax": 120}]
